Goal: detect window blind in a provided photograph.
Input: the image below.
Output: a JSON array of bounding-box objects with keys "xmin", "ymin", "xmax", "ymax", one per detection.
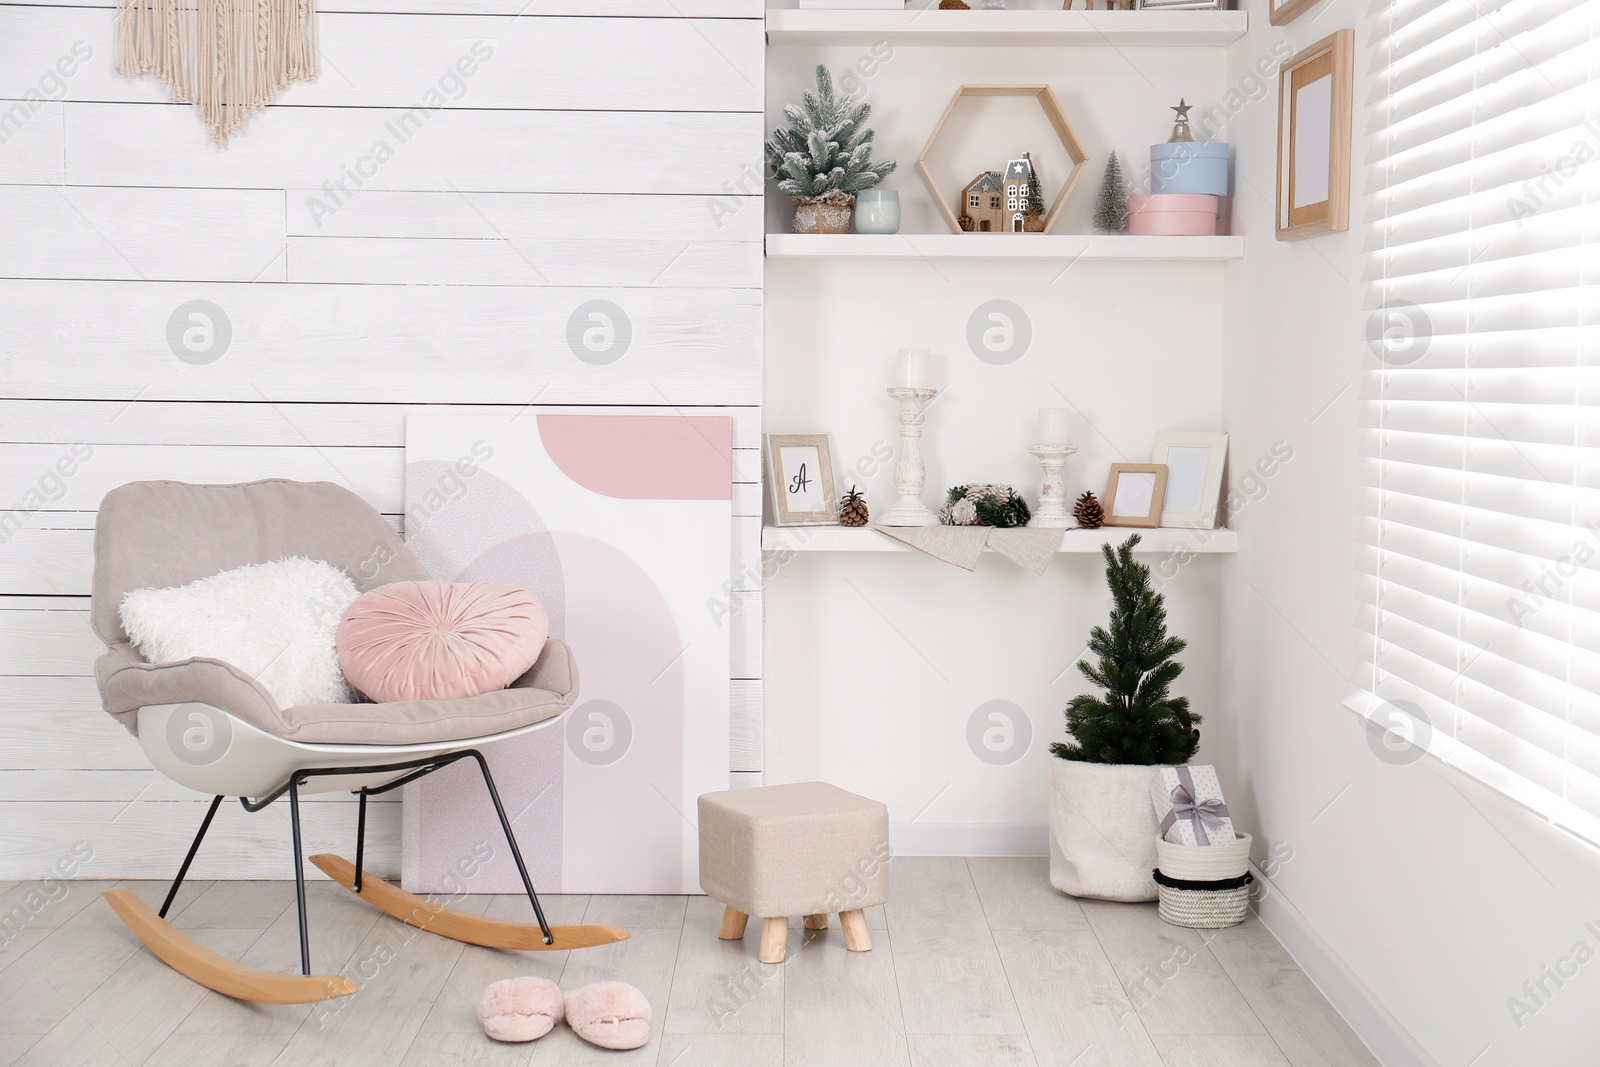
[{"xmin": 1359, "ymin": 0, "xmax": 1600, "ymax": 843}]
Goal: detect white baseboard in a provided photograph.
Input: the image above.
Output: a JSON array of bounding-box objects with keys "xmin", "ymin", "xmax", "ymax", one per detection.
[
  {"xmin": 890, "ymin": 823, "xmax": 1047, "ymax": 856},
  {"xmin": 1250, "ymin": 863, "xmax": 1438, "ymax": 1067}
]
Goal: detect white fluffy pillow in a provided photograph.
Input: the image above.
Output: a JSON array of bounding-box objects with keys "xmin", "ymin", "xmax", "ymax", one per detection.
[{"xmin": 120, "ymin": 557, "xmax": 360, "ymax": 709}]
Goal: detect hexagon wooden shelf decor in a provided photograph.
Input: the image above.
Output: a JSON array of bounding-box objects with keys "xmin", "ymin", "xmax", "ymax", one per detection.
[{"xmin": 916, "ymin": 84, "xmax": 1090, "ymax": 235}]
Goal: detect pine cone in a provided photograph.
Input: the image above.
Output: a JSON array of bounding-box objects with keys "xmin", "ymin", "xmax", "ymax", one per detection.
[
  {"xmin": 1074, "ymin": 491, "xmax": 1104, "ymax": 529},
  {"xmin": 839, "ymin": 486, "xmax": 870, "ymax": 527}
]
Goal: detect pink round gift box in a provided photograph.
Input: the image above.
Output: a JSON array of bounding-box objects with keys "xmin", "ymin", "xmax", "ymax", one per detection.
[{"xmin": 1127, "ymin": 193, "xmax": 1219, "ymax": 237}]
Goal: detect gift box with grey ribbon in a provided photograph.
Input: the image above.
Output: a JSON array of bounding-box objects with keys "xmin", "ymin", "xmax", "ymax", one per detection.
[{"xmin": 1151, "ymin": 765, "xmax": 1236, "ymax": 847}]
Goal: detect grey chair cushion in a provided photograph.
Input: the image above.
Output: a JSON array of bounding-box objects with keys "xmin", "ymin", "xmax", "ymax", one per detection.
[
  {"xmin": 91, "ymin": 479, "xmax": 580, "ymax": 745},
  {"xmin": 97, "ymin": 636, "xmax": 579, "ymax": 745}
]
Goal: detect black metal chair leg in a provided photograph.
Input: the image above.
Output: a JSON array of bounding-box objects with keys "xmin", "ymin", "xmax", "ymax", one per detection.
[
  {"xmin": 288, "ymin": 776, "xmax": 312, "ymax": 976},
  {"xmin": 353, "ymin": 789, "xmax": 368, "ymax": 894},
  {"xmin": 160, "ymin": 794, "xmax": 224, "ymax": 919},
  {"xmin": 467, "ymin": 750, "xmax": 553, "ymax": 945}
]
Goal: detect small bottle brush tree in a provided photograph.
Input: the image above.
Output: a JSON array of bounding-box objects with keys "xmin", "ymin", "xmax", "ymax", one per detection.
[
  {"xmin": 1050, "ymin": 534, "xmax": 1200, "ymax": 765},
  {"xmin": 1093, "ymin": 151, "xmax": 1129, "ymax": 234},
  {"xmin": 765, "ymin": 65, "xmax": 896, "ymax": 209},
  {"xmin": 1023, "ymin": 164, "xmax": 1046, "ymax": 229}
]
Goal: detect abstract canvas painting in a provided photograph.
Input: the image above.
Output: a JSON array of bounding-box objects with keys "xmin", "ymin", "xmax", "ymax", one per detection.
[{"xmin": 401, "ymin": 410, "xmax": 732, "ymax": 894}]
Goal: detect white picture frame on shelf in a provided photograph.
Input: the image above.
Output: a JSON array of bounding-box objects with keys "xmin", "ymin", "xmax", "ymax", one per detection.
[
  {"xmin": 1152, "ymin": 431, "xmax": 1228, "ymax": 528},
  {"xmin": 766, "ymin": 433, "xmax": 839, "ymax": 527}
]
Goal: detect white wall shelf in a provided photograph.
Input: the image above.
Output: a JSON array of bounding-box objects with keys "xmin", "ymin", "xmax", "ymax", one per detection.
[
  {"xmin": 766, "ymin": 233, "xmax": 1243, "ymax": 261},
  {"xmin": 765, "ymin": 9, "xmax": 1249, "ymax": 47},
  {"xmin": 763, "ymin": 525, "xmax": 1238, "ymax": 554}
]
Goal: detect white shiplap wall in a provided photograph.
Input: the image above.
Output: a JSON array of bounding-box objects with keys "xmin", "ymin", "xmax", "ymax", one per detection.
[{"xmin": 0, "ymin": 0, "xmax": 764, "ymax": 879}]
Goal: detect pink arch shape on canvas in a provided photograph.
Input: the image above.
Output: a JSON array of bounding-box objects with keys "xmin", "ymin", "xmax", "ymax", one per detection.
[{"xmin": 537, "ymin": 414, "xmax": 732, "ymax": 500}]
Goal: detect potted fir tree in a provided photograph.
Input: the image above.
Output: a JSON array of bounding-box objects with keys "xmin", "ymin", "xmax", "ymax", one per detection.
[
  {"xmin": 765, "ymin": 65, "xmax": 897, "ymax": 234},
  {"xmin": 1048, "ymin": 534, "xmax": 1200, "ymax": 901}
]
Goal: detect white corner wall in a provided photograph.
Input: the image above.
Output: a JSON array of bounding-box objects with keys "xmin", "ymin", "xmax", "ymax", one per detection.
[
  {"xmin": 763, "ymin": 42, "xmax": 1232, "ymax": 849},
  {"xmin": 1218, "ymin": 5, "xmax": 1600, "ymax": 1066}
]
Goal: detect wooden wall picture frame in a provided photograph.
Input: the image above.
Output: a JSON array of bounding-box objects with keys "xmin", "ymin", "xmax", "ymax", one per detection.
[
  {"xmin": 1275, "ymin": 29, "xmax": 1353, "ymax": 241},
  {"xmin": 1103, "ymin": 463, "xmax": 1169, "ymax": 528},
  {"xmin": 1269, "ymin": 0, "xmax": 1321, "ymax": 26},
  {"xmin": 766, "ymin": 433, "xmax": 839, "ymax": 526},
  {"xmin": 916, "ymin": 85, "xmax": 1089, "ymax": 236}
]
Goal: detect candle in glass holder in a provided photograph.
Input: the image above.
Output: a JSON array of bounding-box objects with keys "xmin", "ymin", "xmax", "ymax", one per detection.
[
  {"xmin": 1037, "ymin": 407, "xmax": 1071, "ymax": 446},
  {"xmin": 895, "ymin": 349, "xmax": 930, "ymax": 389}
]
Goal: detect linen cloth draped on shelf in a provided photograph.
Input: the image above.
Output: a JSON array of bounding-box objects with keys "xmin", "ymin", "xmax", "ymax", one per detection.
[{"xmin": 873, "ymin": 525, "xmax": 1063, "ymax": 575}]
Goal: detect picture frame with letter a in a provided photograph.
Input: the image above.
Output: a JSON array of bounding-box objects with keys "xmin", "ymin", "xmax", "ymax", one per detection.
[{"xmin": 766, "ymin": 433, "xmax": 839, "ymax": 527}]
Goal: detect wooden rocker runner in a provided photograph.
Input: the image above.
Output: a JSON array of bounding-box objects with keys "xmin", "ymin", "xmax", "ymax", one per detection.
[{"xmin": 89, "ymin": 480, "xmax": 628, "ymax": 1004}]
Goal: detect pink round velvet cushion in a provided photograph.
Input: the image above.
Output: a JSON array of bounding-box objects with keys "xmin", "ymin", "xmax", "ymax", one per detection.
[
  {"xmin": 336, "ymin": 580, "xmax": 549, "ymax": 703},
  {"xmin": 478, "ymin": 976, "xmax": 564, "ymax": 1042}
]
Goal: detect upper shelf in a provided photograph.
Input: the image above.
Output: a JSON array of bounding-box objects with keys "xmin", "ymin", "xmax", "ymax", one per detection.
[
  {"xmin": 764, "ymin": 9, "xmax": 1250, "ymax": 47},
  {"xmin": 766, "ymin": 233, "xmax": 1244, "ymax": 260},
  {"xmin": 763, "ymin": 525, "xmax": 1239, "ymax": 554}
]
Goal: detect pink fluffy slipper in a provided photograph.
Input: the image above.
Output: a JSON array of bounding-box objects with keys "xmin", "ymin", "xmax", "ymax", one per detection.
[
  {"xmin": 563, "ymin": 981, "xmax": 652, "ymax": 1050},
  {"xmin": 478, "ymin": 976, "xmax": 564, "ymax": 1042}
]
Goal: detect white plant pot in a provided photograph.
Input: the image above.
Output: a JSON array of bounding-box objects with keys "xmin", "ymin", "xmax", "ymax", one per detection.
[{"xmin": 1048, "ymin": 760, "xmax": 1161, "ymax": 902}]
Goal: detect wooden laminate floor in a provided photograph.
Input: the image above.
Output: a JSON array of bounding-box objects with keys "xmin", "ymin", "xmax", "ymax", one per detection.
[{"xmin": 0, "ymin": 858, "xmax": 1379, "ymax": 1067}]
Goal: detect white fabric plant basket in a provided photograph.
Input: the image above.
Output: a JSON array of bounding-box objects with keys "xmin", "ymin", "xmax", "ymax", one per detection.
[{"xmin": 1048, "ymin": 761, "xmax": 1161, "ymax": 902}]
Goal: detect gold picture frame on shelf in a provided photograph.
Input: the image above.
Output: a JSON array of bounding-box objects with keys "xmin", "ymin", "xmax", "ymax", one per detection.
[
  {"xmin": 766, "ymin": 433, "xmax": 839, "ymax": 527},
  {"xmin": 1103, "ymin": 463, "xmax": 1169, "ymax": 528},
  {"xmin": 1275, "ymin": 30, "xmax": 1353, "ymax": 241}
]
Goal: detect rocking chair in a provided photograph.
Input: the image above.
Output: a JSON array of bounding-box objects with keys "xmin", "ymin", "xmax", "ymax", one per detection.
[{"xmin": 90, "ymin": 479, "xmax": 626, "ymax": 1004}]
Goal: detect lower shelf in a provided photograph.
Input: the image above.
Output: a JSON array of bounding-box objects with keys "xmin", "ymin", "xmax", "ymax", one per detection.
[
  {"xmin": 762, "ymin": 525, "xmax": 1237, "ymax": 554},
  {"xmin": 764, "ymin": 233, "xmax": 1244, "ymax": 261}
]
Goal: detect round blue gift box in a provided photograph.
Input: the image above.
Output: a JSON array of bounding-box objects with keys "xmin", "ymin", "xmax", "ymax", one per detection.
[{"xmin": 1150, "ymin": 141, "xmax": 1230, "ymax": 196}]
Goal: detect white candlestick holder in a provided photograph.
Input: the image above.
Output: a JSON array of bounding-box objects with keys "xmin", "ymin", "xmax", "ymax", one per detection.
[
  {"xmin": 1028, "ymin": 443, "xmax": 1079, "ymax": 527},
  {"xmin": 881, "ymin": 387, "xmax": 940, "ymax": 526}
]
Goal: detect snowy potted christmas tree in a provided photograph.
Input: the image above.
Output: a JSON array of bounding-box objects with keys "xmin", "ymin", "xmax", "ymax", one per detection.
[
  {"xmin": 1048, "ymin": 533, "xmax": 1200, "ymax": 901},
  {"xmin": 765, "ymin": 65, "xmax": 897, "ymax": 234}
]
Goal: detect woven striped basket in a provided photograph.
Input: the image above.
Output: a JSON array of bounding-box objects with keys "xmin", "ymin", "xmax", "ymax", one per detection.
[
  {"xmin": 1152, "ymin": 869, "xmax": 1253, "ymax": 928},
  {"xmin": 1155, "ymin": 832, "xmax": 1252, "ymax": 881}
]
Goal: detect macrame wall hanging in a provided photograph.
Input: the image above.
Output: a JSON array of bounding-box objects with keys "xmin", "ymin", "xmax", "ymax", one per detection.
[{"xmin": 117, "ymin": 0, "xmax": 319, "ymax": 145}]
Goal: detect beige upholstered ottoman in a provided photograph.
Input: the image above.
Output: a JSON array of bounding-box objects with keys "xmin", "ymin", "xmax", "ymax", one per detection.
[{"xmin": 698, "ymin": 782, "xmax": 890, "ymax": 964}]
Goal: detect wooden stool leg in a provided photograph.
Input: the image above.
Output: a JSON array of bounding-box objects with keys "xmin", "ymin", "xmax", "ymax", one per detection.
[
  {"xmin": 840, "ymin": 909, "xmax": 871, "ymax": 952},
  {"xmin": 718, "ymin": 906, "xmax": 749, "ymax": 940},
  {"xmin": 759, "ymin": 917, "xmax": 788, "ymax": 964},
  {"xmin": 803, "ymin": 913, "xmax": 828, "ymax": 930}
]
